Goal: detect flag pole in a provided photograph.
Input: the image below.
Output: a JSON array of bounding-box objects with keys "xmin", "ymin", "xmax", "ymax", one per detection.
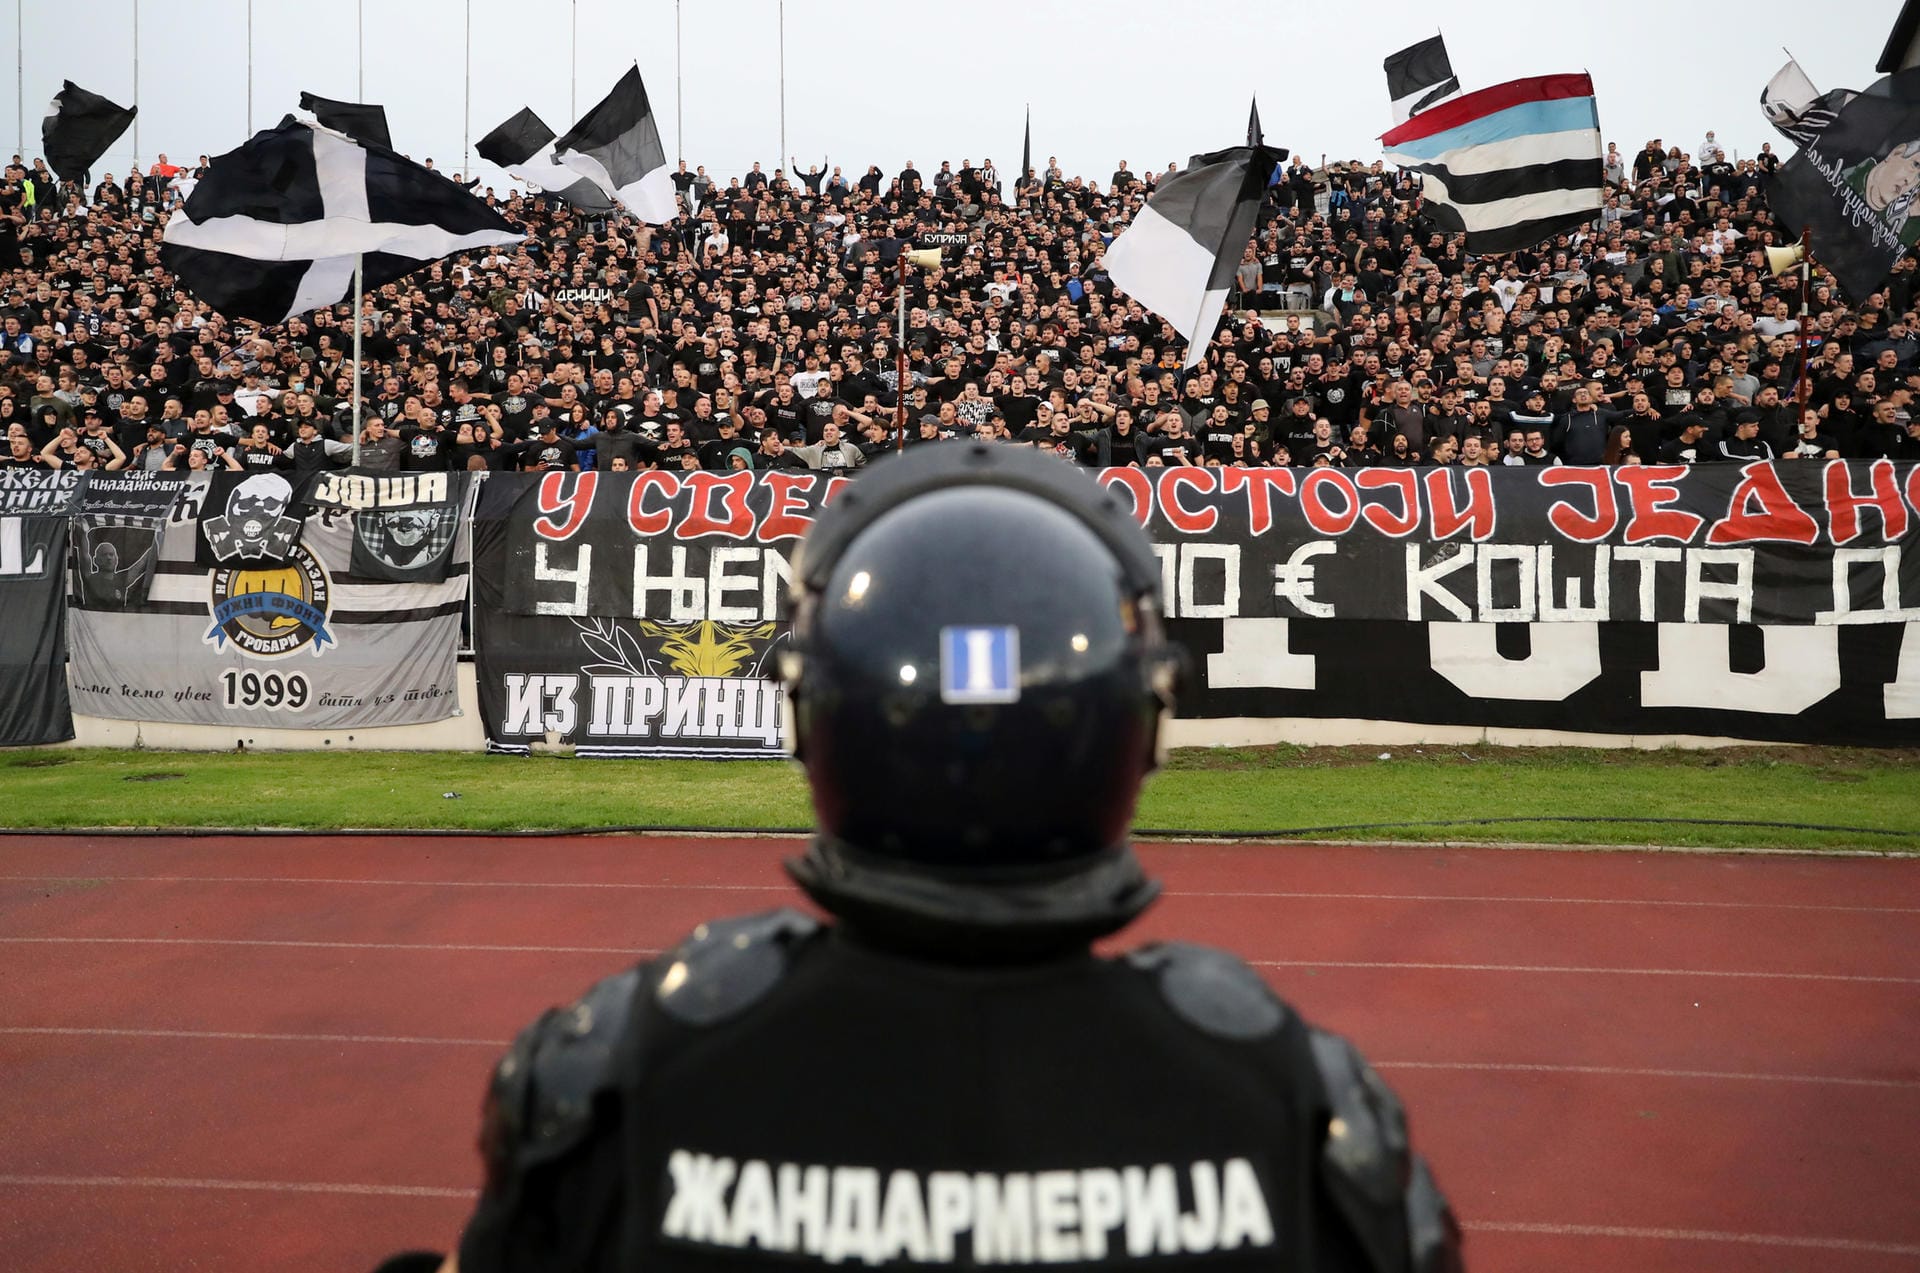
[
  {"xmin": 351, "ymin": 255, "xmax": 364, "ymax": 467},
  {"xmin": 1792, "ymin": 227, "xmax": 1813, "ymax": 408},
  {"xmin": 16, "ymin": 1, "xmax": 23, "ymax": 157},
  {"xmin": 895, "ymin": 256, "xmax": 908, "ymax": 453},
  {"xmin": 131, "ymin": 0, "xmax": 140, "ymax": 165},
  {"xmin": 462, "ymin": 0, "xmax": 472, "ymax": 175},
  {"xmin": 357, "ymin": 0, "xmax": 364, "ymax": 98},
  {"xmin": 674, "ymin": 0, "xmax": 684, "ymax": 165},
  {"xmin": 245, "ymin": 0, "xmax": 253, "ymax": 135},
  {"xmin": 570, "ymin": 0, "xmax": 577, "ymax": 121}
]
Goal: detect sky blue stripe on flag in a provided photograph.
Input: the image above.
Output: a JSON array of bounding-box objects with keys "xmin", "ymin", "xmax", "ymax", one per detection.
[{"xmin": 1384, "ymin": 96, "xmax": 1599, "ymax": 162}]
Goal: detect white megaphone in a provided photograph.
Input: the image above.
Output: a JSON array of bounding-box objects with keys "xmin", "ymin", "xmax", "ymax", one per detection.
[
  {"xmin": 903, "ymin": 248, "xmax": 943, "ymax": 270},
  {"xmin": 1765, "ymin": 242, "xmax": 1808, "ymax": 277}
]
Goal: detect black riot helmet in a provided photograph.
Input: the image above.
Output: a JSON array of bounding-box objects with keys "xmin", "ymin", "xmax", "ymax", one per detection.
[{"xmin": 779, "ymin": 443, "xmax": 1182, "ymax": 955}]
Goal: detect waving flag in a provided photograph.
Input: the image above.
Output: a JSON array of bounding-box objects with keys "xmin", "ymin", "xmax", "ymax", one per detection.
[
  {"xmin": 477, "ymin": 107, "xmax": 617, "ymax": 212},
  {"xmin": 1103, "ymin": 144, "xmax": 1283, "ymax": 369},
  {"xmin": 298, "ymin": 92, "xmax": 393, "ymax": 151},
  {"xmin": 161, "ymin": 117, "xmax": 523, "ymax": 325},
  {"xmin": 1384, "ymin": 36, "xmax": 1462, "ymax": 126},
  {"xmin": 554, "ymin": 66, "xmax": 678, "ymax": 223},
  {"xmin": 42, "ymin": 82, "xmax": 136, "ymax": 183},
  {"xmin": 1761, "ymin": 58, "xmax": 1856, "ymax": 148},
  {"xmin": 1382, "ymin": 73, "xmax": 1602, "ymax": 255}
]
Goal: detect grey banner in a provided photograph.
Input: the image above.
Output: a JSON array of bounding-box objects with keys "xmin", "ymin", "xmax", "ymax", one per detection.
[{"xmin": 67, "ymin": 475, "xmax": 465, "ymax": 728}]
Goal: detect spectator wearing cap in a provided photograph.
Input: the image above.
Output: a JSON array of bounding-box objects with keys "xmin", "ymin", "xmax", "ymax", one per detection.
[
  {"xmin": 285, "ymin": 418, "xmax": 352, "ymax": 472},
  {"xmin": 1716, "ymin": 414, "xmax": 1773, "ymax": 462}
]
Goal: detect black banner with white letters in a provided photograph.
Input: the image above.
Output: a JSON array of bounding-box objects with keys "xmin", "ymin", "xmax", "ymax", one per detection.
[
  {"xmin": 0, "ymin": 472, "xmax": 78, "ymax": 744},
  {"xmin": 0, "ymin": 512, "xmax": 73, "ymax": 745},
  {"xmin": 471, "ymin": 467, "xmax": 1920, "ymax": 752},
  {"xmin": 488, "ymin": 464, "xmax": 1920, "ymax": 628},
  {"xmin": 473, "ymin": 479, "xmax": 788, "ymax": 757},
  {"xmin": 1177, "ymin": 617, "xmax": 1920, "ymax": 746}
]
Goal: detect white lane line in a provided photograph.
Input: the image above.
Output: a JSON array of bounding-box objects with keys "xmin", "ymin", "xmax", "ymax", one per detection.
[
  {"xmin": 1467, "ymin": 1220, "xmax": 1920, "ymax": 1257},
  {"xmin": 0, "ymin": 937, "xmax": 657, "ymax": 955},
  {"xmin": 1376, "ymin": 1061, "xmax": 1920, "ymax": 1091},
  {"xmin": 1251, "ymin": 959, "xmax": 1920, "ymax": 985},
  {"xmin": 7, "ymin": 875, "xmax": 1914, "ymax": 915},
  {"xmin": 0, "ymin": 873, "xmax": 783, "ymax": 893},
  {"xmin": 2, "ymin": 940, "xmax": 1906, "ymax": 984},
  {"xmin": 0, "ymin": 1173, "xmax": 474, "ymax": 1200},
  {"xmin": 0, "ymin": 1026, "xmax": 506, "ymax": 1048},
  {"xmin": 10, "ymin": 1032, "xmax": 1910, "ymax": 1092},
  {"xmin": 1173, "ymin": 890, "xmax": 1920, "ymax": 915}
]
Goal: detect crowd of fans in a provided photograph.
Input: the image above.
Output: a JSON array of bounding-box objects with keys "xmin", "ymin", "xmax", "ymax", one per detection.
[{"xmin": 3, "ymin": 130, "xmax": 1920, "ymax": 482}]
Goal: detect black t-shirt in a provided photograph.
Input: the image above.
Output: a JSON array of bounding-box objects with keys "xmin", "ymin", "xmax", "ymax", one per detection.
[
  {"xmin": 801, "ymin": 397, "xmax": 838, "ymax": 443},
  {"xmin": 515, "ymin": 436, "xmax": 579, "ymax": 471},
  {"xmin": 400, "ymin": 425, "xmax": 453, "ymax": 471},
  {"xmin": 233, "ymin": 442, "xmax": 282, "ymax": 471}
]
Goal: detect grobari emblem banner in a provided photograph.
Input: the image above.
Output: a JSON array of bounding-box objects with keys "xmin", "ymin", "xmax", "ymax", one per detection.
[{"xmin": 67, "ymin": 472, "xmax": 469, "ymax": 728}]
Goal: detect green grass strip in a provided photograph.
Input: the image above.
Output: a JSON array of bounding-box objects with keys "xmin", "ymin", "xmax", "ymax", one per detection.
[{"xmin": 2, "ymin": 744, "xmax": 1917, "ymax": 852}]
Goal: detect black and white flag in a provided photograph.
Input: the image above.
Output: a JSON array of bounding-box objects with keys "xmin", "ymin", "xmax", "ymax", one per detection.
[
  {"xmin": 477, "ymin": 107, "xmax": 617, "ymax": 212},
  {"xmin": 1385, "ymin": 35, "xmax": 1462, "ymax": 126},
  {"xmin": 1101, "ymin": 144, "xmax": 1281, "ymax": 369},
  {"xmin": 297, "ymin": 91, "xmax": 393, "ymax": 151},
  {"xmin": 554, "ymin": 66, "xmax": 679, "ymax": 223},
  {"xmin": 1769, "ymin": 68, "xmax": 1920, "ymax": 303},
  {"xmin": 1760, "ymin": 58, "xmax": 1855, "ymax": 148},
  {"xmin": 42, "ymin": 81, "xmax": 137, "ymax": 184},
  {"xmin": 160, "ymin": 117, "xmax": 524, "ymax": 325}
]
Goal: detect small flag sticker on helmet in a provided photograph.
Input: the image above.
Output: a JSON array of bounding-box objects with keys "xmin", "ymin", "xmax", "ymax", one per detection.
[{"xmin": 940, "ymin": 626, "xmax": 1020, "ymax": 704}]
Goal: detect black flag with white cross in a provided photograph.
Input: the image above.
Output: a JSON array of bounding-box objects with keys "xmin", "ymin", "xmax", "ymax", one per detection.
[{"xmin": 159, "ymin": 117, "xmax": 523, "ymax": 325}]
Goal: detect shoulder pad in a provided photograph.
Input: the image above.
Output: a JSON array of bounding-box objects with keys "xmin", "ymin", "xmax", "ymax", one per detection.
[
  {"xmin": 1309, "ymin": 1027, "xmax": 1413, "ymax": 1273},
  {"xmin": 1126, "ymin": 942, "xmax": 1287, "ymax": 1041},
  {"xmin": 1405, "ymin": 1157, "xmax": 1465, "ymax": 1273},
  {"xmin": 482, "ymin": 966, "xmax": 642, "ymax": 1186},
  {"xmin": 655, "ymin": 907, "xmax": 819, "ymax": 1027}
]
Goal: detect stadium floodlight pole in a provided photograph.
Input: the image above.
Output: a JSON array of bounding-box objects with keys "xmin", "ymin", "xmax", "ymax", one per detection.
[
  {"xmin": 131, "ymin": 0, "xmax": 139, "ymax": 164},
  {"xmin": 463, "ymin": 0, "xmax": 471, "ymax": 175},
  {"xmin": 351, "ymin": 255, "xmax": 364, "ymax": 467},
  {"xmin": 675, "ymin": 0, "xmax": 684, "ymax": 165},
  {"xmin": 778, "ymin": 0, "xmax": 786, "ymax": 173}
]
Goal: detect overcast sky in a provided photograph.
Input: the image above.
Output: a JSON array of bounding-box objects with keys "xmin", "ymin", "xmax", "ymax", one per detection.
[{"xmin": 0, "ymin": 0, "xmax": 1894, "ymax": 193}]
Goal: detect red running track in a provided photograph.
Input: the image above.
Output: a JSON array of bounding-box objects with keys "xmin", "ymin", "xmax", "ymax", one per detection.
[{"xmin": 0, "ymin": 834, "xmax": 1915, "ymax": 1272}]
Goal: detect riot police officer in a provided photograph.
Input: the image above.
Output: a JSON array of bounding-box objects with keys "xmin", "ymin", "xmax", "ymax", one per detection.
[{"xmin": 394, "ymin": 443, "xmax": 1461, "ymax": 1272}]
